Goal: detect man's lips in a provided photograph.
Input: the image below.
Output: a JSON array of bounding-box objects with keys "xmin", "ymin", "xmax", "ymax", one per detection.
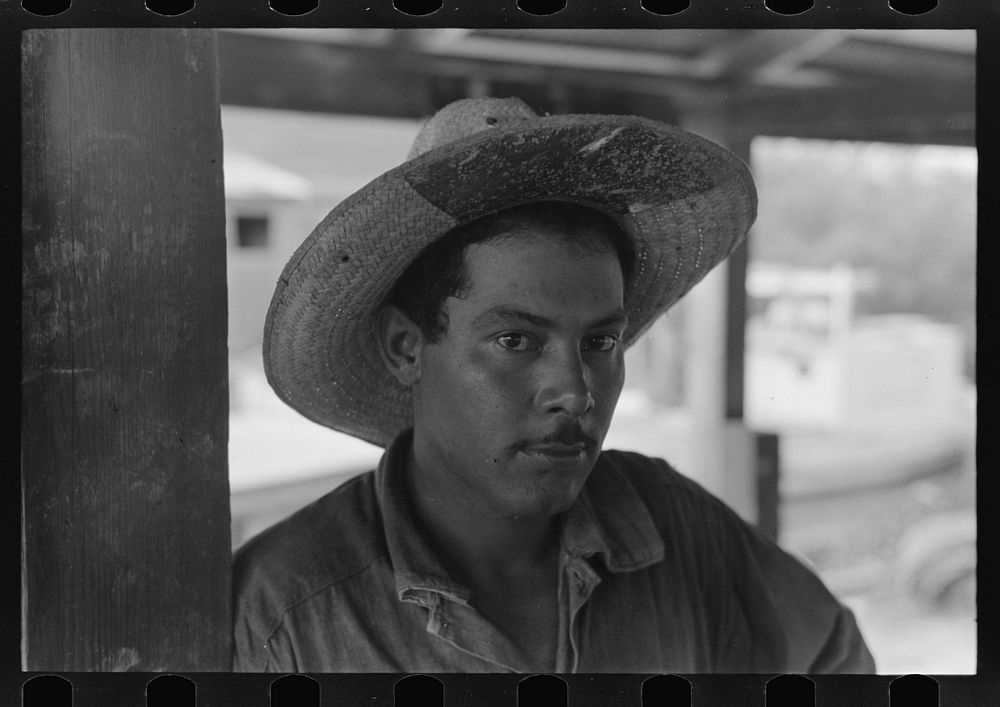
[
  {"xmin": 521, "ymin": 443, "xmax": 588, "ymax": 457},
  {"xmin": 511, "ymin": 429, "xmax": 599, "ymax": 458}
]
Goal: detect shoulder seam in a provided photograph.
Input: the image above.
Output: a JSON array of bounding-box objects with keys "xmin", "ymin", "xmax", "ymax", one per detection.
[
  {"xmin": 602, "ymin": 449, "xmax": 715, "ymax": 493},
  {"xmin": 257, "ymin": 549, "xmax": 385, "ymax": 647},
  {"xmin": 602, "ymin": 449, "xmax": 743, "ymax": 520}
]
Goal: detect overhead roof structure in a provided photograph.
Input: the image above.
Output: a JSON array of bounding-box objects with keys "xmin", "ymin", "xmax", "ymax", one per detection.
[{"xmin": 218, "ymin": 28, "xmax": 975, "ymax": 146}]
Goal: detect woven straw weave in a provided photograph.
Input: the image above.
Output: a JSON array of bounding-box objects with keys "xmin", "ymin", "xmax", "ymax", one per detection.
[{"xmin": 264, "ymin": 97, "xmax": 757, "ymax": 447}]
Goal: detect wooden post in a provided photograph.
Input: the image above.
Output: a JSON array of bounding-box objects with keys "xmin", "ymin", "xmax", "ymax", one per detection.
[
  {"xmin": 755, "ymin": 432, "xmax": 781, "ymax": 541},
  {"xmin": 678, "ymin": 107, "xmax": 758, "ymax": 523},
  {"xmin": 22, "ymin": 29, "xmax": 231, "ymax": 671}
]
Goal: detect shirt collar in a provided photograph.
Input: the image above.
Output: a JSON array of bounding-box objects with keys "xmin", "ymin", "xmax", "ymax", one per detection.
[
  {"xmin": 375, "ymin": 430, "xmax": 665, "ymax": 602},
  {"xmin": 375, "ymin": 429, "xmax": 473, "ymax": 605},
  {"xmin": 561, "ymin": 453, "xmax": 666, "ymax": 572}
]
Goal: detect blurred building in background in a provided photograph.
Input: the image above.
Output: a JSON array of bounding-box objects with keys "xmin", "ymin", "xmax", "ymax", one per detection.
[
  {"xmin": 224, "ymin": 151, "xmax": 314, "ymax": 358},
  {"xmin": 746, "ymin": 262, "xmax": 967, "ymax": 434},
  {"xmin": 222, "ymin": 110, "xmax": 422, "ymax": 541},
  {"xmin": 217, "ymin": 29, "xmax": 976, "ymax": 674}
]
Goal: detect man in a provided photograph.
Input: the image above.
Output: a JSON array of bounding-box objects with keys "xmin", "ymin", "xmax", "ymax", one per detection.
[{"xmin": 233, "ymin": 97, "xmax": 875, "ymax": 673}]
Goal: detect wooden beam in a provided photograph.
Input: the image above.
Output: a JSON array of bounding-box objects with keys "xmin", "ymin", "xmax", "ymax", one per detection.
[
  {"xmin": 675, "ymin": 109, "xmax": 757, "ymax": 523},
  {"xmin": 233, "ymin": 28, "xmax": 707, "ymax": 80},
  {"xmin": 694, "ymin": 29, "xmax": 848, "ymax": 87},
  {"xmin": 217, "ymin": 30, "xmax": 721, "ymax": 118},
  {"xmin": 216, "ymin": 31, "xmax": 974, "ymax": 147},
  {"xmin": 218, "ymin": 31, "xmax": 684, "ymax": 124},
  {"xmin": 22, "ymin": 28, "xmax": 231, "ymax": 671},
  {"xmin": 679, "ymin": 109, "xmax": 752, "ymax": 422},
  {"xmin": 824, "ymin": 33, "xmax": 976, "ymax": 83},
  {"xmin": 731, "ymin": 81, "xmax": 975, "ymax": 146},
  {"xmin": 755, "ymin": 433, "xmax": 781, "ymax": 541}
]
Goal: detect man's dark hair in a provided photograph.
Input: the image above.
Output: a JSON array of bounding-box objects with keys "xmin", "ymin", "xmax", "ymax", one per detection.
[{"xmin": 386, "ymin": 200, "xmax": 634, "ymax": 342}]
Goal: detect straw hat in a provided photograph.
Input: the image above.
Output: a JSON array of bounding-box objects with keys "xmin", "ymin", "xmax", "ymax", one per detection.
[{"xmin": 264, "ymin": 97, "xmax": 757, "ymax": 447}]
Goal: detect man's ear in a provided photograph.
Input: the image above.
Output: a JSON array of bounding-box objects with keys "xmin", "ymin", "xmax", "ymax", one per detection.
[{"xmin": 376, "ymin": 305, "xmax": 425, "ymax": 387}]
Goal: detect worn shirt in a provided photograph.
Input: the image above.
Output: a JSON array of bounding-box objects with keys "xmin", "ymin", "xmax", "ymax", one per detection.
[{"xmin": 232, "ymin": 431, "xmax": 875, "ymax": 673}]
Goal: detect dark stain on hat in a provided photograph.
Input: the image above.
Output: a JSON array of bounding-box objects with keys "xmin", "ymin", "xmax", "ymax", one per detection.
[{"xmin": 404, "ymin": 120, "xmax": 716, "ymax": 223}]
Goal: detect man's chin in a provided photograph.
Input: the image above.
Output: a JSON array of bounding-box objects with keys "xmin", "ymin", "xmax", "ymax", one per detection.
[
  {"xmin": 501, "ymin": 500, "xmax": 576, "ymax": 522},
  {"xmin": 501, "ymin": 473, "xmax": 593, "ymax": 519}
]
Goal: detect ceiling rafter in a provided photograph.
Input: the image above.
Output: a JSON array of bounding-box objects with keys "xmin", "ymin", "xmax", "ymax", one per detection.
[
  {"xmin": 230, "ymin": 29, "xmax": 854, "ymax": 90},
  {"xmin": 231, "ymin": 28, "xmax": 715, "ymax": 81},
  {"xmin": 217, "ymin": 29, "xmax": 974, "ymax": 146},
  {"xmin": 692, "ymin": 29, "xmax": 849, "ymax": 87}
]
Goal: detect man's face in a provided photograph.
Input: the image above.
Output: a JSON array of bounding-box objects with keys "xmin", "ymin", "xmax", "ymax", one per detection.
[{"xmin": 410, "ymin": 228, "xmax": 627, "ymax": 521}]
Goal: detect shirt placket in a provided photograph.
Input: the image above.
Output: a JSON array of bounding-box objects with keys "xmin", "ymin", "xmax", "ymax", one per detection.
[
  {"xmin": 561, "ymin": 552, "xmax": 602, "ymax": 673},
  {"xmin": 405, "ymin": 590, "xmax": 532, "ymax": 672}
]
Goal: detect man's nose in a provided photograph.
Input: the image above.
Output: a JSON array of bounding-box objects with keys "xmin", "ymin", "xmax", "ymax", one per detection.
[{"xmin": 536, "ymin": 349, "xmax": 594, "ymax": 418}]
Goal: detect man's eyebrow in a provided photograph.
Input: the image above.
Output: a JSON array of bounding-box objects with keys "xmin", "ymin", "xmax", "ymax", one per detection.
[
  {"xmin": 472, "ymin": 306, "xmax": 554, "ymax": 329},
  {"xmin": 472, "ymin": 305, "xmax": 629, "ymax": 330},
  {"xmin": 590, "ymin": 308, "xmax": 630, "ymax": 329}
]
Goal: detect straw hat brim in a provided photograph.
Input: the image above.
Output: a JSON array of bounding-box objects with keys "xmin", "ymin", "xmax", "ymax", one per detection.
[{"xmin": 263, "ymin": 113, "xmax": 757, "ymax": 447}]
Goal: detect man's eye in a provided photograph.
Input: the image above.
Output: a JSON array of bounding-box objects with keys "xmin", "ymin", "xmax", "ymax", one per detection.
[
  {"xmin": 496, "ymin": 333, "xmax": 536, "ymax": 351},
  {"xmin": 583, "ymin": 335, "xmax": 618, "ymax": 352}
]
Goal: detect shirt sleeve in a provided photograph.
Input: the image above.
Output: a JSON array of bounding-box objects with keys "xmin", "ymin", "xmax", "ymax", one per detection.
[
  {"xmin": 232, "ymin": 610, "xmax": 262, "ymax": 672},
  {"xmin": 232, "ymin": 576, "xmax": 272, "ymax": 672},
  {"xmin": 725, "ymin": 516, "xmax": 877, "ymax": 674},
  {"xmin": 615, "ymin": 452, "xmax": 876, "ymax": 674},
  {"xmin": 807, "ymin": 602, "xmax": 876, "ymax": 673},
  {"xmin": 232, "ymin": 545, "xmax": 301, "ymax": 673},
  {"xmin": 232, "ymin": 600, "xmax": 266, "ymax": 671},
  {"xmin": 233, "ymin": 611, "xmax": 299, "ymax": 672}
]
